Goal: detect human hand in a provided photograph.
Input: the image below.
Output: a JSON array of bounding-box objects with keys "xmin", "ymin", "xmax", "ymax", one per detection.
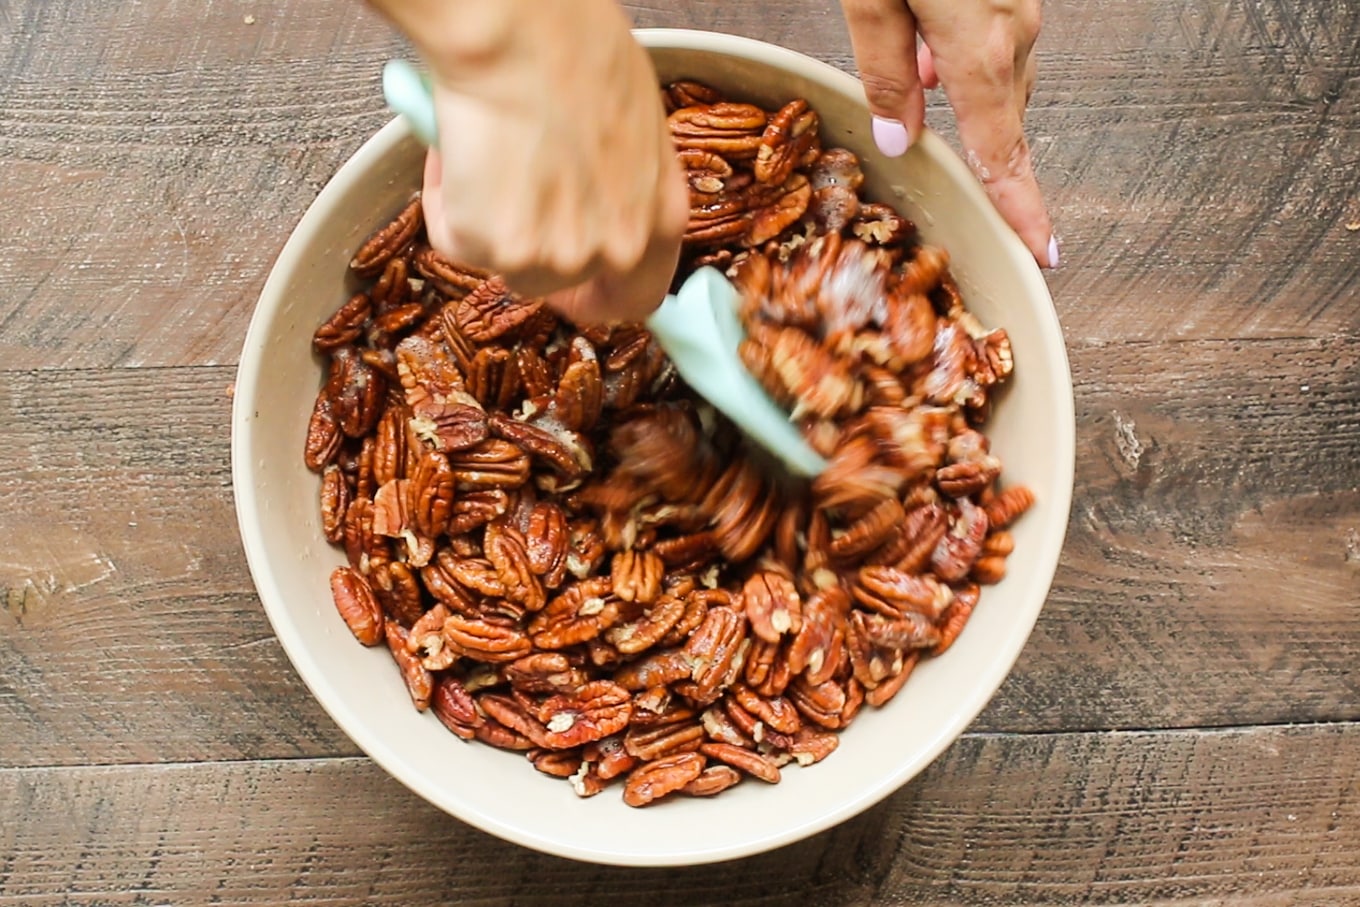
[
  {"xmin": 839, "ymin": 0, "xmax": 1057, "ymax": 267},
  {"xmin": 367, "ymin": 0, "xmax": 689, "ymax": 323}
]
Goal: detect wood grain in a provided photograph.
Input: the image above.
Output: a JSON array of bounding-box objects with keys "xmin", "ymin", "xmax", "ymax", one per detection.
[
  {"xmin": 4, "ymin": 0, "xmax": 1360, "ymax": 900},
  {"xmin": 2, "ymin": 340, "xmax": 1355, "ymax": 765},
  {"xmin": 1, "ymin": 724, "xmax": 1356, "ymax": 905},
  {"xmin": 2, "ymin": 0, "xmax": 1358, "ymax": 370}
]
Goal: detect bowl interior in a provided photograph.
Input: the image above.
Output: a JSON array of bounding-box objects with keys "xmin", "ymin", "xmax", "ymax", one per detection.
[{"xmin": 231, "ymin": 31, "xmax": 1073, "ymax": 866}]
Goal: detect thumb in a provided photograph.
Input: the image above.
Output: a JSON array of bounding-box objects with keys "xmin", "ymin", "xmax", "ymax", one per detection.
[{"xmin": 841, "ymin": 0, "xmax": 927, "ymax": 156}]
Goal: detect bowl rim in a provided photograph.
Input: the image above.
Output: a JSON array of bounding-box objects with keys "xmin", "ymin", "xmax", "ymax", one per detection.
[{"xmin": 232, "ymin": 27, "xmax": 1075, "ymax": 866}]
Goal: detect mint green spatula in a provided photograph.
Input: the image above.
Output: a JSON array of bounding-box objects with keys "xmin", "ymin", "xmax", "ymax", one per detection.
[{"xmin": 381, "ymin": 60, "xmax": 827, "ymax": 477}]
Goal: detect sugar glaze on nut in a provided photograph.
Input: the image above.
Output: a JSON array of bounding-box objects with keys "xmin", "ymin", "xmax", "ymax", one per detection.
[{"xmin": 310, "ymin": 81, "xmax": 1035, "ymax": 807}]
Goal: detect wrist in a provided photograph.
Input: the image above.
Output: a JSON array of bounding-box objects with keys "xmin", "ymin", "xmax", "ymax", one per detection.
[{"xmin": 367, "ymin": 0, "xmax": 623, "ymax": 84}]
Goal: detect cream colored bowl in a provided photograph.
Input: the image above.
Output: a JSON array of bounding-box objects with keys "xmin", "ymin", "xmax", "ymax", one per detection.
[{"xmin": 231, "ymin": 29, "xmax": 1074, "ymax": 866}]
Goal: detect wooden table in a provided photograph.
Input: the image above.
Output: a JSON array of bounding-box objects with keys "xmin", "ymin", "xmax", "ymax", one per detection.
[{"xmin": 3, "ymin": 0, "xmax": 1357, "ymax": 903}]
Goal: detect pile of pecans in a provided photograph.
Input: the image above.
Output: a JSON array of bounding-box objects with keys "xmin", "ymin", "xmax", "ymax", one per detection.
[{"xmin": 302, "ymin": 81, "xmax": 1034, "ymax": 807}]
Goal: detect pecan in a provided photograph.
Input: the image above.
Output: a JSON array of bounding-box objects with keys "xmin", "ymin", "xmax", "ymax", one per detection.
[
  {"xmin": 443, "ymin": 614, "xmax": 532, "ymax": 663},
  {"xmin": 372, "ymin": 404, "xmax": 409, "ymax": 487},
  {"xmin": 748, "ymin": 173, "xmax": 811, "ymax": 245},
  {"xmin": 683, "ymin": 605, "xmax": 749, "ymax": 702},
  {"xmin": 787, "ymin": 727, "xmax": 840, "ymax": 766},
  {"xmin": 742, "ymin": 569, "xmax": 802, "ymax": 644},
  {"xmin": 446, "ymin": 488, "xmax": 511, "ymax": 535},
  {"xmin": 932, "ymin": 582, "xmax": 980, "ymax": 655},
  {"xmin": 529, "ymin": 748, "xmax": 584, "ymax": 778},
  {"xmin": 622, "ymin": 752, "xmax": 707, "ymax": 808},
  {"xmin": 350, "ymin": 196, "xmax": 421, "ymax": 277},
  {"xmin": 613, "ymin": 648, "xmax": 693, "ymax": 691},
  {"xmin": 409, "ymin": 604, "xmax": 457, "ymax": 670},
  {"xmin": 707, "ymin": 461, "xmax": 780, "ymax": 564},
  {"xmin": 787, "ymin": 675, "xmax": 848, "ymax": 729},
  {"xmin": 523, "ymin": 501, "xmax": 570, "ymax": 588},
  {"xmin": 679, "ymin": 147, "xmax": 734, "ymax": 194},
  {"xmin": 732, "ymin": 684, "xmax": 802, "ymax": 735},
  {"xmin": 320, "ymin": 464, "xmax": 351, "ymax": 544},
  {"xmin": 535, "ymin": 680, "xmax": 632, "ymax": 749},
  {"xmin": 884, "ymin": 286, "xmax": 938, "ymax": 368},
  {"xmin": 473, "ymin": 715, "xmax": 536, "ymax": 751},
  {"xmin": 342, "ymin": 497, "xmax": 384, "ymax": 575},
  {"xmin": 854, "ymin": 609, "xmax": 941, "ymax": 654},
  {"xmin": 865, "ymin": 650, "xmax": 921, "ymax": 708},
  {"xmin": 453, "ymin": 276, "xmax": 542, "ymax": 344},
  {"xmin": 515, "ymin": 346, "xmax": 555, "ymax": 399},
  {"xmin": 327, "ymin": 347, "xmax": 386, "ymax": 439},
  {"xmin": 329, "ymin": 566, "xmax": 384, "ymax": 646},
  {"xmin": 370, "ymin": 478, "xmax": 410, "ymax": 539},
  {"xmin": 396, "ymin": 334, "xmax": 467, "ymax": 407},
  {"xmin": 313, "ymin": 293, "xmax": 372, "ymax": 352},
  {"xmin": 304, "ymin": 394, "xmax": 344, "ymax": 472},
  {"xmin": 853, "ymin": 568, "xmax": 953, "ymax": 621},
  {"xmin": 503, "ymin": 652, "xmax": 588, "ymax": 694},
  {"xmin": 407, "ymin": 450, "xmax": 456, "ymax": 538},
  {"xmin": 681, "ymin": 765, "xmax": 743, "ymax": 797},
  {"xmin": 984, "ymin": 485, "xmax": 1035, "ymax": 530},
  {"xmin": 384, "ymin": 620, "xmax": 433, "ymax": 711},
  {"xmin": 623, "ymin": 717, "xmax": 705, "ymax": 762},
  {"xmin": 931, "ymin": 498, "xmax": 990, "ymax": 583},
  {"xmin": 478, "ymin": 693, "xmax": 551, "ymax": 747},
  {"xmin": 415, "ymin": 246, "xmax": 489, "ymax": 299},
  {"xmin": 446, "ymin": 439, "xmax": 531, "ymax": 490},
  {"xmin": 370, "ymin": 560, "xmax": 424, "ymax": 627},
  {"xmin": 971, "ymin": 555, "xmax": 1008, "ymax": 585},
  {"xmin": 369, "ymin": 255, "xmax": 412, "ymax": 314},
  {"xmin": 609, "ymin": 549, "xmax": 665, "ymax": 605},
  {"xmin": 741, "ymin": 322, "xmax": 863, "ymax": 420},
  {"xmin": 665, "ymin": 80, "xmax": 725, "ymax": 110},
  {"xmin": 829, "ymin": 497, "xmax": 906, "ymax": 563},
  {"xmin": 786, "ymin": 586, "xmax": 848, "ymax": 685},
  {"xmin": 605, "ymin": 593, "xmax": 685, "ymax": 655},
  {"xmin": 700, "ymin": 742, "xmax": 781, "ymax": 783},
  {"xmin": 437, "ymin": 554, "xmax": 505, "ymax": 599},
  {"xmin": 554, "ymin": 336, "xmax": 604, "ymax": 432},
  {"xmin": 488, "ymin": 413, "xmax": 592, "ymax": 480},
  {"xmin": 466, "ymin": 346, "xmax": 521, "ymax": 411},
  {"xmin": 867, "ymin": 501, "xmax": 949, "ymax": 573},
  {"xmin": 431, "ymin": 674, "xmax": 482, "ymax": 739},
  {"xmin": 485, "ymin": 522, "xmax": 545, "ymax": 612},
  {"xmin": 527, "ymin": 577, "xmax": 619, "ymax": 650},
  {"xmin": 700, "ymin": 704, "xmax": 755, "ymax": 748},
  {"xmin": 850, "ymin": 202, "xmax": 915, "ymax": 247},
  {"xmin": 754, "ymin": 99, "xmax": 818, "ymax": 186},
  {"xmin": 668, "ymin": 102, "xmax": 767, "ymax": 158},
  {"xmin": 743, "ymin": 637, "xmax": 793, "ymax": 698},
  {"xmin": 583, "ymin": 735, "xmax": 637, "ymax": 780}
]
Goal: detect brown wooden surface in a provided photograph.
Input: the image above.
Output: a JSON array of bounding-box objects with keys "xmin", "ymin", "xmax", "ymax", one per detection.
[{"xmin": 1, "ymin": 0, "xmax": 1357, "ymax": 903}]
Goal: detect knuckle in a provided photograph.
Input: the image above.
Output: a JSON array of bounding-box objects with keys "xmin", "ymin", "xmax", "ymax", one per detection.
[{"xmin": 859, "ymin": 72, "xmax": 916, "ymax": 114}]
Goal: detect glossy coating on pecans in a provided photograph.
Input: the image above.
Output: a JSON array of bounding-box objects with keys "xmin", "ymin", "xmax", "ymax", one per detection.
[{"xmin": 304, "ymin": 81, "xmax": 1033, "ymax": 807}]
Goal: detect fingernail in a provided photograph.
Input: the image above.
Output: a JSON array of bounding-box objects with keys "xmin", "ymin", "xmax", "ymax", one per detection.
[
  {"xmin": 872, "ymin": 116, "xmax": 911, "ymax": 157},
  {"xmin": 1047, "ymin": 235, "xmax": 1061, "ymax": 268}
]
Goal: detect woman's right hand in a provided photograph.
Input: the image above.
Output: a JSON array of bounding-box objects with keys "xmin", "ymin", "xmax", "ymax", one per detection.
[{"xmin": 368, "ymin": 0, "xmax": 690, "ymax": 323}]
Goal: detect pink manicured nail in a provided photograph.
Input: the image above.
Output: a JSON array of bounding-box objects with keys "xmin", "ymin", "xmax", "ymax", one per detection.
[
  {"xmin": 872, "ymin": 116, "xmax": 910, "ymax": 157},
  {"xmin": 1047, "ymin": 235, "xmax": 1060, "ymax": 268}
]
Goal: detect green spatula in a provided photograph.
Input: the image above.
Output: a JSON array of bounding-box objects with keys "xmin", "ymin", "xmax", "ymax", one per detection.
[{"xmin": 381, "ymin": 60, "xmax": 827, "ymax": 477}]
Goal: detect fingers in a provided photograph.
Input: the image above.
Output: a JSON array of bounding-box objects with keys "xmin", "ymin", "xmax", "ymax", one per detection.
[
  {"xmin": 548, "ymin": 158, "xmax": 687, "ymax": 324},
  {"xmin": 918, "ymin": 41, "xmax": 939, "ymax": 90},
  {"xmin": 840, "ymin": 0, "xmax": 926, "ymax": 156},
  {"xmin": 928, "ymin": 31, "xmax": 1054, "ymax": 266}
]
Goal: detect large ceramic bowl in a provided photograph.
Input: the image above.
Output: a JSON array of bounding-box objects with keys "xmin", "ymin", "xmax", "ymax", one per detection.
[{"xmin": 231, "ymin": 29, "xmax": 1074, "ymax": 866}]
